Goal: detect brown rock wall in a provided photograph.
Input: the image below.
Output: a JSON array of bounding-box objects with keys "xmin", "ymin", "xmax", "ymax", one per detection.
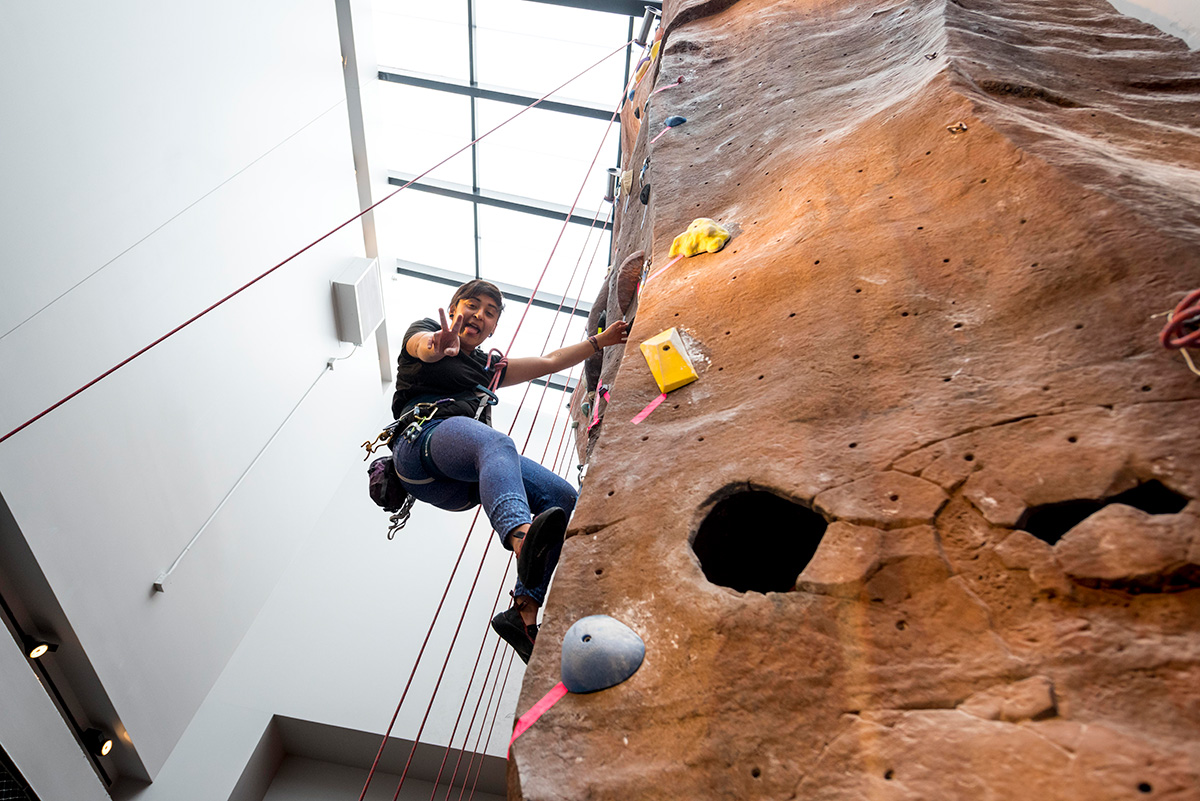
[{"xmin": 513, "ymin": 0, "xmax": 1200, "ymax": 797}]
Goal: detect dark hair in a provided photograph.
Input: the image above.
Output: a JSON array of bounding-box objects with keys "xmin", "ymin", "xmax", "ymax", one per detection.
[{"xmin": 449, "ymin": 280, "xmax": 505, "ymax": 316}]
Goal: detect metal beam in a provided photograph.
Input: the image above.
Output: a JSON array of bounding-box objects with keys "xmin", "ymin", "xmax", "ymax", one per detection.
[
  {"xmin": 388, "ymin": 171, "xmax": 613, "ymax": 230},
  {"xmin": 378, "ymin": 68, "xmax": 620, "ymax": 123},
  {"xmin": 532, "ymin": 373, "xmax": 578, "ymax": 393},
  {"xmin": 395, "ymin": 260, "xmax": 593, "ymax": 318},
  {"xmin": 522, "ymin": 0, "xmax": 661, "ymax": 16},
  {"xmin": 467, "ymin": 0, "xmax": 481, "ymax": 280}
]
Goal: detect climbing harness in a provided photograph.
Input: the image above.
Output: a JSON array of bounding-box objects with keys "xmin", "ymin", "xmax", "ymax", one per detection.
[
  {"xmin": 387, "ymin": 496, "xmax": 417, "ymax": 540},
  {"xmin": 361, "ymin": 344, "xmax": 505, "ymax": 541}
]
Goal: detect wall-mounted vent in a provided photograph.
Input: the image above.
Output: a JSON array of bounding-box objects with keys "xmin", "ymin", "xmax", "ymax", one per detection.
[{"xmin": 332, "ymin": 257, "xmax": 384, "ymax": 346}]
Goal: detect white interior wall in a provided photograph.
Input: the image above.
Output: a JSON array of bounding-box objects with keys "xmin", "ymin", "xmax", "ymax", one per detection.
[{"xmin": 0, "ymin": 0, "xmax": 380, "ymax": 793}]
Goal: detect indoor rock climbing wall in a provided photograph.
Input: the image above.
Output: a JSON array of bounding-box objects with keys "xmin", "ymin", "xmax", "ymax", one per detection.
[{"xmin": 515, "ymin": 0, "xmax": 1200, "ymax": 797}]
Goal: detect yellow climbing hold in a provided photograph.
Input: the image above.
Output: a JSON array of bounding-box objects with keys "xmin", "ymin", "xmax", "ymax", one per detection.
[
  {"xmin": 639, "ymin": 328, "xmax": 699, "ymax": 394},
  {"xmin": 669, "ymin": 218, "xmax": 732, "ymax": 258},
  {"xmin": 650, "ymin": 39, "xmax": 661, "ymax": 61}
]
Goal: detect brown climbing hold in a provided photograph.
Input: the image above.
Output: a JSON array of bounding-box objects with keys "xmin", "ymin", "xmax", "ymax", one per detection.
[{"xmin": 1055, "ymin": 503, "xmax": 1198, "ymax": 590}]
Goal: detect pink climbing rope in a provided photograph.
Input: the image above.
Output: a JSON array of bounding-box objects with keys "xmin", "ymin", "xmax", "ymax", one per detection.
[{"xmin": 0, "ymin": 39, "xmax": 634, "ymax": 448}]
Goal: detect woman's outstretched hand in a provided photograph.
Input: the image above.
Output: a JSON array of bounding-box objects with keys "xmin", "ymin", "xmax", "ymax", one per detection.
[
  {"xmin": 429, "ymin": 308, "xmax": 466, "ymax": 358},
  {"xmin": 595, "ymin": 319, "xmax": 630, "ymax": 349}
]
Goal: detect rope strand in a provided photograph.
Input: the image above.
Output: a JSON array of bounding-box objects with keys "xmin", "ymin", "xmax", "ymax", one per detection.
[
  {"xmin": 0, "ymin": 39, "xmax": 634, "ymax": 447},
  {"xmin": 363, "ymin": 41, "xmax": 641, "ymax": 801}
]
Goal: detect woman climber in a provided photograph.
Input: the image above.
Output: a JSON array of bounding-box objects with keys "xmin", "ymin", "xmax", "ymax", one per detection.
[{"xmin": 390, "ymin": 279, "xmax": 628, "ymax": 663}]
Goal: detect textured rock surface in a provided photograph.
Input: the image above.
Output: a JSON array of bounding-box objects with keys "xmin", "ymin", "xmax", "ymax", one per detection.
[{"xmin": 515, "ymin": 0, "xmax": 1200, "ymax": 798}]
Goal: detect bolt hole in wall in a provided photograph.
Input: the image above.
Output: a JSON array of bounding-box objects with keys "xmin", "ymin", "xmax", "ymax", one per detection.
[
  {"xmin": 692, "ymin": 490, "xmax": 827, "ymax": 593},
  {"xmin": 1017, "ymin": 480, "xmax": 1189, "ymax": 545}
]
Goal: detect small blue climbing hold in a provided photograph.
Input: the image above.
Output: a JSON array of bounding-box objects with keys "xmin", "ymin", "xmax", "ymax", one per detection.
[
  {"xmin": 663, "ymin": 115, "xmax": 686, "ymax": 127},
  {"xmin": 560, "ymin": 615, "xmax": 645, "ymax": 694}
]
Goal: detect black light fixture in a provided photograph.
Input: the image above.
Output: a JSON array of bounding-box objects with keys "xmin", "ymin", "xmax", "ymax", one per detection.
[
  {"xmin": 82, "ymin": 728, "xmax": 113, "ymax": 757},
  {"xmin": 635, "ymin": 6, "xmax": 661, "ymax": 47},
  {"xmin": 21, "ymin": 634, "xmax": 58, "ymax": 660}
]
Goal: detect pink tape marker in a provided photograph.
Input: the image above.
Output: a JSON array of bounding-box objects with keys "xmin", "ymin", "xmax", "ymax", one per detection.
[
  {"xmin": 650, "ymin": 76, "xmax": 684, "ymax": 96},
  {"xmin": 643, "ymin": 254, "xmax": 684, "ymax": 287},
  {"xmin": 509, "ymin": 681, "xmax": 569, "ymax": 755},
  {"xmin": 631, "ymin": 393, "xmax": 667, "ymax": 424}
]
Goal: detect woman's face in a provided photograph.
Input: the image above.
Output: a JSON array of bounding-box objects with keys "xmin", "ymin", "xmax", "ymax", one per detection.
[{"xmin": 449, "ymin": 295, "xmax": 501, "ymax": 350}]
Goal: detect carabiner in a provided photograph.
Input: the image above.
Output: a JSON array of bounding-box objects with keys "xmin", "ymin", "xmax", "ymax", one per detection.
[{"xmin": 474, "ymin": 384, "xmax": 499, "ymax": 407}]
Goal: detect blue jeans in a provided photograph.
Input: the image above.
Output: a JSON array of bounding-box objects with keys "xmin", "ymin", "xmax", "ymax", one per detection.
[{"xmin": 391, "ymin": 415, "xmax": 576, "ymax": 604}]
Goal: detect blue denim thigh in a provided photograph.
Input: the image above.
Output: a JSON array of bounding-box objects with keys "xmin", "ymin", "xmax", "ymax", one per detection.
[
  {"xmin": 392, "ymin": 415, "xmax": 579, "ymax": 605},
  {"xmin": 391, "ymin": 420, "xmax": 478, "ymax": 513},
  {"xmin": 422, "ymin": 416, "xmax": 531, "ymax": 538},
  {"xmin": 511, "ymin": 455, "xmax": 578, "ymax": 604}
]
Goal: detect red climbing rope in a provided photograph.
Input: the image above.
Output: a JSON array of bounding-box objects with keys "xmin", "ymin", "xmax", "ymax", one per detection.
[
  {"xmin": 462, "ymin": 652, "xmax": 519, "ymax": 801},
  {"xmin": 362, "ymin": 128, "xmax": 624, "ymax": 801},
  {"xmin": 519, "ymin": 205, "xmax": 612, "ymax": 455},
  {"xmin": 386, "ymin": 533, "xmax": 498, "ymax": 801},
  {"xmin": 356, "ymin": 508, "xmax": 485, "ymax": 801},
  {"xmin": 1160, "ymin": 288, "xmax": 1200, "ymax": 350},
  {"xmin": 424, "ymin": 561, "xmax": 513, "ymax": 796},
  {"xmin": 435, "ymin": 634, "xmax": 506, "ymax": 801},
  {"xmin": 420, "ymin": 560, "xmax": 513, "ymax": 801},
  {"xmin": 0, "ymin": 39, "xmax": 634, "ymax": 448},
  {"xmin": 379, "ymin": 168, "xmax": 616, "ymax": 801},
  {"xmin": 502, "ymin": 73, "xmax": 628, "ymax": 354},
  {"xmin": 361, "ymin": 39, "xmax": 645, "ymax": 801}
]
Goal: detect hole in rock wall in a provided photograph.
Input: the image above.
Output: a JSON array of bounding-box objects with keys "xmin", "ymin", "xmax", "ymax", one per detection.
[
  {"xmin": 1017, "ymin": 480, "xmax": 1189, "ymax": 545},
  {"xmin": 692, "ymin": 490, "xmax": 827, "ymax": 593}
]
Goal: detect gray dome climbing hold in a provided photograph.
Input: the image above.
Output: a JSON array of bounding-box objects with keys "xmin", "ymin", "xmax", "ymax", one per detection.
[
  {"xmin": 663, "ymin": 115, "xmax": 686, "ymax": 127},
  {"xmin": 560, "ymin": 615, "xmax": 645, "ymax": 694}
]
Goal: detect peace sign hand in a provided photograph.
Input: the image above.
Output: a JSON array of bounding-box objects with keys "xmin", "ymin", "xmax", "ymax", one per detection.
[{"xmin": 428, "ymin": 308, "xmax": 466, "ymax": 358}]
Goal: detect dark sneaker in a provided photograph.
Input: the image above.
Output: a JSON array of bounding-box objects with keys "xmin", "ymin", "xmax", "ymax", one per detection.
[
  {"xmin": 491, "ymin": 607, "xmax": 538, "ymax": 664},
  {"xmin": 516, "ymin": 507, "xmax": 567, "ymax": 588}
]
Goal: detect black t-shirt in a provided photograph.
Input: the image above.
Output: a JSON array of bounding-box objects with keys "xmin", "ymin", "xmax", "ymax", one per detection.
[{"xmin": 391, "ymin": 318, "xmax": 506, "ymax": 425}]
